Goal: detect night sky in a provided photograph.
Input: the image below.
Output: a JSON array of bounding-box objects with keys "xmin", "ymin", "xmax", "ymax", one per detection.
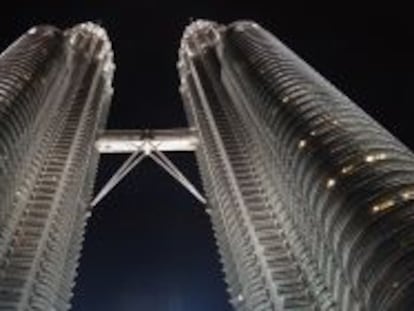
[{"xmin": 1, "ymin": 2, "xmax": 413, "ymax": 311}]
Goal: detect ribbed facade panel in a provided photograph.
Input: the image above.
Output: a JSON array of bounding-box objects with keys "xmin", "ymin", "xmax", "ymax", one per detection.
[
  {"xmin": 0, "ymin": 26, "xmax": 65, "ymax": 249},
  {"xmin": 179, "ymin": 20, "xmax": 414, "ymax": 311},
  {"xmin": 0, "ymin": 23, "xmax": 114, "ymax": 310}
]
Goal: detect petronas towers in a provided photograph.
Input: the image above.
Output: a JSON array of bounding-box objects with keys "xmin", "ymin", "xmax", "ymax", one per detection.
[
  {"xmin": 1, "ymin": 19, "xmax": 414, "ymax": 311},
  {"xmin": 179, "ymin": 21, "xmax": 414, "ymax": 310},
  {"xmin": 0, "ymin": 24, "xmax": 114, "ymax": 310}
]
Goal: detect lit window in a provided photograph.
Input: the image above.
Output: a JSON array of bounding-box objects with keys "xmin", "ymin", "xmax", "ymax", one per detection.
[
  {"xmin": 326, "ymin": 178, "xmax": 336, "ymax": 189},
  {"xmin": 341, "ymin": 165, "xmax": 354, "ymax": 174},
  {"xmin": 298, "ymin": 140, "xmax": 307, "ymax": 149},
  {"xmin": 365, "ymin": 153, "xmax": 387, "ymax": 163},
  {"xmin": 401, "ymin": 189, "xmax": 414, "ymax": 201},
  {"xmin": 372, "ymin": 199, "xmax": 395, "ymax": 213}
]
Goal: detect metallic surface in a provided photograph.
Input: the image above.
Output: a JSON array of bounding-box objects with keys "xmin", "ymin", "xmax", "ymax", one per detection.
[
  {"xmin": 179, "ymin": 20, "xmax": 414, "ymax": 310},
  {"xmin": 0, "ymin": 23, "xmax": 114, "ymax": 310},
  {"xmin": 95, "ymin": 128, "xmax": 199, "ymax": 153},
  {"xmin": 1, "ymin": 18, "xmax": 413, "ymax": 311}
]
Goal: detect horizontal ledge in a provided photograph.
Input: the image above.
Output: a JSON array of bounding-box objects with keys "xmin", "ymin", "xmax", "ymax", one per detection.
[{"xmin": 95, "ymin": 128, "xmax": 199, "ymax": 153}]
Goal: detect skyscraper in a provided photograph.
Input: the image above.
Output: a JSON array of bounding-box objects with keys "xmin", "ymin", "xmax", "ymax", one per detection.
[
  {"xmin": 179, "ymin": 20, "xmax": 414, "ymax": 310},
  {"xmin": 1, "ymin": 18, "xmax": 413, "ymax": 311},
  {"xmin": 0, "ymin": 23, "xmax": 114, "ymax": 310}
]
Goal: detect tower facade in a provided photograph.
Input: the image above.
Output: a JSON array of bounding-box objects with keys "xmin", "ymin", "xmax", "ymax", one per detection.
[
  {"xmin": 1, "ymin": 19, "xmax": 414, "ymax": 311},
  {"xmin": 179, "ymin": 20, "xmax": 414, "ymax": 310},
  {"xmin": 0, "ymin": 24, "xmax": 114, "ymax": 310}
]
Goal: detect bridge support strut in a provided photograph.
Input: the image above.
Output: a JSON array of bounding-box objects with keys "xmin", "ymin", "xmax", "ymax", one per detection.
[{"xmin": 91, "ymin": 128, "xmax": 206, "ymax": 207}]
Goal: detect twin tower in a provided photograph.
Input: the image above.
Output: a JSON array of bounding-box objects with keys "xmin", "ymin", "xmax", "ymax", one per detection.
[{"xmin": 0, "ymin": 20, "xmax": 413, "ymax": 311}]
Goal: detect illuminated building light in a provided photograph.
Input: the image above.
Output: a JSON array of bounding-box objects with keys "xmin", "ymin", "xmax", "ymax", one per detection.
[
  {"xmin": 401, "ymin": 189, "xmax": 414, "ymax": 201},
  {"xmin": 372, "ymin": 199, "xmax": 395, "ymax": 213},
  {"xmin": 365, "ymin": 153, "xmax": 388, "ymax": 163},
  {"xmin": 341, "ymin": 165, "xmax": 354, "ymax": 174},
  {"xmin": 326, "ymin": 178, "xmax": 336, "ymax": 189},
  {"xmin": 298, "ymin": 139, "xmax": 307, "ymax": 149}
]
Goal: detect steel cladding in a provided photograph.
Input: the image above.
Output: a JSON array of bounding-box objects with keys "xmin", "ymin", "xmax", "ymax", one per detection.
[
  {"xmin": 0, "ymin": 23, "xmax": 114, "ymax": 310},
  {"xmin": 179, "ymin": 20, "xmax": 414, "ymax": 310},
  {"xmin": 1, "ymin": 18, "xmax": 413, "ymax": 311}
]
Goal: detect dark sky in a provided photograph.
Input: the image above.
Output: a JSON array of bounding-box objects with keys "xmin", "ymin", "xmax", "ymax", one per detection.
[{"xmin": 1, "ymin": 2, "xmax": 413, "ymax": 311}]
